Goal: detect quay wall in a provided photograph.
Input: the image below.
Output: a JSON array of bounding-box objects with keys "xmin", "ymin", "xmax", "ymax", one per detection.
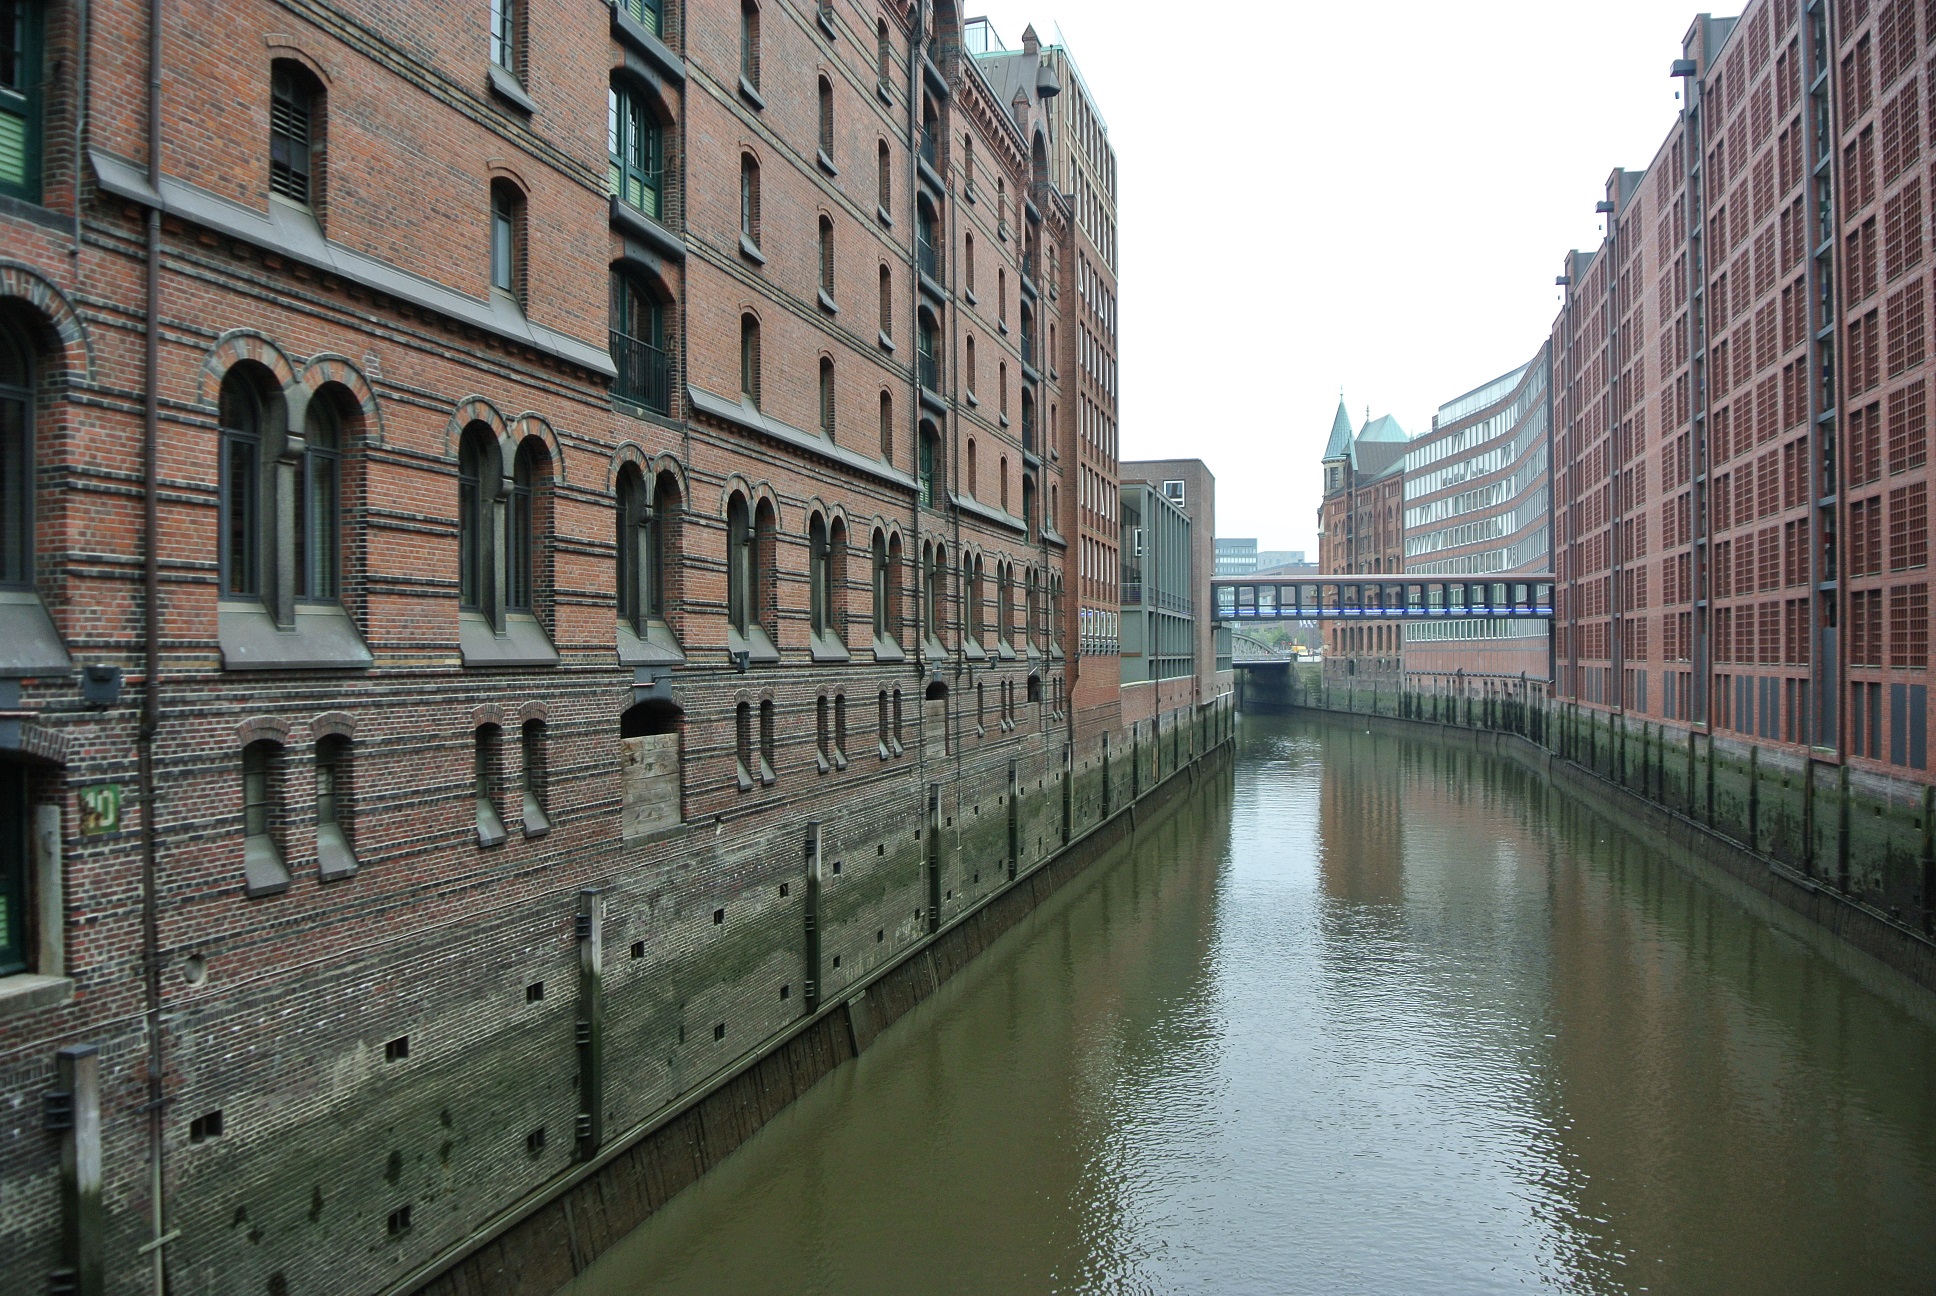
[{"xmin": 1256, "ymin": 666, "xmax": 1936, "ymax": 995}]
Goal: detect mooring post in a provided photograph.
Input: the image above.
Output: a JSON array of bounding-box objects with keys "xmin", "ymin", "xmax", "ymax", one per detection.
[
  {"xmin": 1748, "ymin": 745, "xmax": 1761, "ymax": 852},
  {"xmin": 1061, "ymin": 742, "xmax": 1073, "ymax": 845},
  {"xmin": 1007, "ymin": 760, "xmax": 1020, "ymax": 882},
  {"xmin": 926, "ymin": 783, "xmax": 942, "ymax": 932},
  {"xmin": 575, "ymin": 889, "xmax": 606, "ymax": 1160},
  {"xmin": 804, "ymin": 822, "xmax": 823, "ymax": 1015}
]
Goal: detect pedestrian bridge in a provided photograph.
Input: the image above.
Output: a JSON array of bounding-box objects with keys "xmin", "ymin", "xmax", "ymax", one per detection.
[{"xmin": 1212, "ymin": 576, "xmax": 1555, "ymax": 624}]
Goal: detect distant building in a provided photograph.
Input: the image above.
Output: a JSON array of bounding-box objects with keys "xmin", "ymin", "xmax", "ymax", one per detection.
[
  {"xmin": 1121, "ymin": 459, "xmax": 1232, "ymax": 716},
  {"xmin": 1215, "ymin": 537, "xmax": 1258, "ymax": 576},
  {"xmin": 1317, "ymin": 401, "xmax": 1409, "ymax": 680},
  {"xmin": 1254, "ymin": 549, "xmax": 1306, "ymax": 570},
  {"xmin": 1400, "ymin": 350, "xmax": 1554, "ymax": 682},
  {"xmin": 1121, "ymin": 484, "xmax": 1196, "ymax": 685}
]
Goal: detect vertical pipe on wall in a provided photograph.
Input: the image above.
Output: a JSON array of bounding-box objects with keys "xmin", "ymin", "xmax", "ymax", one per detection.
[{"xmin": 140, "ymin": 0, "xmax": 168, "ymax": 1290}]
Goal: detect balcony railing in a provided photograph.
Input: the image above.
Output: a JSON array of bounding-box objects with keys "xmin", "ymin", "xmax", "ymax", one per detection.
[
  {"xmin": 1021, "ymin": 399, "xmax": 1035, "ymax": 451},
  {"xmin": 918, "ymin": 346, "xmax": 942, "ymax": 392},
  {"xmin": 920, "ymin": 127, "xmax": 939, "ymax": 169},
  {"xmin": 918, "ymin": 233, "xmax": 943, "ymax": 281},
  {"xmin": 1019, "ymin": 321, "xmax": 1035, "ymax": 369},
  {"xmin": 611, "ymin": 331, "xmax": 671, "ymax": 414}
]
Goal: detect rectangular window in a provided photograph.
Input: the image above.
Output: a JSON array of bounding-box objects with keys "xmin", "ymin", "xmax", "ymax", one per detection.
[
  {"xmin": 222, "ymin": 433, "xmax": 259, "ymax": 598},
  {"xmin": 491, "ymin": 190, "xmax": 517, "ymax": 295},
  {"xmin": 490, "ymin": 0, "xmax": 516, "ymax": 71},
  {"xmin": 521, "ymin": 720, "xmax": 549, "ymax": 835},
  {"xmin": 0, "ymin": 0, "xmax": 42, "ymax": 203},
  {"xmin": 0, "ymin": 763, "xmax": 27, "ymax": 975},
  {"xmin": 474, "ymin": 727, "xmax": 507, "ymax": 846}
]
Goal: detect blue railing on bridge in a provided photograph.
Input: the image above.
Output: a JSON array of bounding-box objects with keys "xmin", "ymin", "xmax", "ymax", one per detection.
[{"xmin": 1211, "ymin": 576, "xmax": 1555, "ymax": 622}]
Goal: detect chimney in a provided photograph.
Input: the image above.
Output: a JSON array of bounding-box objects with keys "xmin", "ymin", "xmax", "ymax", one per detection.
[{"xmin": 1021, "ymin": 24, "xmax": 1040, "ymax": 55}]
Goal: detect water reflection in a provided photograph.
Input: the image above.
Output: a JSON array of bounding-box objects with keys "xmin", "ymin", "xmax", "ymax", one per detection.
[{"xmin": 563, "ymin": 715, "xmax": 1936, "ymax": 1295}]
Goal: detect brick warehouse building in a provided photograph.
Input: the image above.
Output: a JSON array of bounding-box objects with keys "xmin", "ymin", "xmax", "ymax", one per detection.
[
  {"xmin": 972, "ymin": 21, "xmax": 1124, "ymax": 741},
  {"xmin": 1317, "ymin": 400, "xmax": 1409, "ymax": 681},
  {"xmin": 0, "ymin": 2, "xmax": 1219, "ymax": 1292},
  {"xmin": 1551, "ymin": 2, "xmax": 1933, "ymax": 773}
]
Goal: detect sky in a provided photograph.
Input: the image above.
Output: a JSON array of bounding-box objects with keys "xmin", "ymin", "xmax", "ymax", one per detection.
[{"xmin": 968, "ymin": 0, "xmax": 1717, "ymax": 553}]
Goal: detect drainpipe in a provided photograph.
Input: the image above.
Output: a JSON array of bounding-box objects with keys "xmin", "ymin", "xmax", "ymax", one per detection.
[
  {"xmin": 907, "ymin": 3, "xmax": 926, "ymax": 756},
  {"xmin": 140, "ymin": 0, "xmax": 169, "ymax": 1291},
  {"xmin": 70, "ymin": 0, "xmax": 88, "ymax": 257}
]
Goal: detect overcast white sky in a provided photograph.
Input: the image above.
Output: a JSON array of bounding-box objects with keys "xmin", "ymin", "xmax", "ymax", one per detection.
[{"xmin": 969, "ymin": 0, "xmax": 1716, "ymax": 553}]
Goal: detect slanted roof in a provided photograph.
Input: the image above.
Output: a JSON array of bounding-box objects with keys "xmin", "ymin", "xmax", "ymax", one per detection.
[
  {"xmin": 1357, "ymin": 414, "xmax": 1408, "ymax": 444},
  {"xmin": 1321, "ymin": 399, "xmax": 1355, "ymax": 460}
]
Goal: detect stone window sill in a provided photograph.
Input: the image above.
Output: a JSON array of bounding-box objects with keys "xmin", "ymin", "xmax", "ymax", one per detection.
[
  {"xmin": 0, "ymin": 589, "xmax": 71, "ymax": 679},
  {"xmin": 818, "ymin": 289, "xmax": 839, "ymax": 315},
  {"xmin": 461, "ymin": 609, "xmax": 559, "ymax": 668},
  {"xmin": 618, "ymin": 618, "xmax": 685, "ymax": 667},
  {"xmin": 817, "ymin": 149, "xmax": 839, "ymax": 177},
  {"xmin": 739, "ymin": 77, "xmax": 766, "ymax": 110},
  {"xmin": 0, "ymin": 973, "xmax": 74, "ymax": 1018},
  {"xmin": 877, "ymin": 204, "xmax": 893, "ymax": 228},
  {"xmin": 244, "ymin": 835, "xmax": 290, "ymax": 898},
  {"xmin": 740, "ymin": 234, "xmax": 767, "ymax": 265},
  {"xmin": 728, "ymin": 624, "xmax": 781, "ymax": 665},
  {"xmin": 220, "ymin": 601, "xmax": 373, "ymax": 671},
  {"xmin": 317, "ymin": 823, "xmax": 359, "ymax": 882},
  {"xmin": 488, "ymin": 64, "xmax": 537, "ymax": 115}
]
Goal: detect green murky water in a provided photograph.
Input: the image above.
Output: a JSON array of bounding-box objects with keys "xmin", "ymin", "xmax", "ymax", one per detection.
[{"xmin": 562, "ymin": 714, "xmax": 1936, "ymax": 1295}]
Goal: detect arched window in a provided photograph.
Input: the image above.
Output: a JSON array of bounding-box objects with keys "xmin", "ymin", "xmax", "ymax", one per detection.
[
  {"xmin": 964, "ymin": 232, "xmax": 975, "ymax": 294},
  {"xmin": 608, "ymin": 79, "xmax": 664, "ymax": 219},
  {"xmin": 998, "ymin": 268, "xmax": 1007, "ymax": 325},
  {"xmin": 833, "ymin": 693, "xmax": 848, "ymax": 765},
  {"xmin": 0, "ymin": 321, "xmax": 31, "ymax": 587},
  {"xmin": 817, "ymin": 76, "xmax": 835, "ymax": 160},
  {"xmin": 996, "ymin": 176, "xmax": 1006, "ymax": 231},
  {"xmin": 966, "ymin": 437, "xmax": 977, "ymax": 498},
  {"xmin": 0, "ymin": 1, "xmax": 43, "ymax": 203},
  {"xmin": 809, "ymin": 514, "xmax": 834, "ymax": 639},
  {"xmin": 618, "ymin": 465, "xmax": 679, "ymax": 636},
  {"xmin": 315, "ymin": 733, "xmax": 358, "ymax": 879},
  {"xmin": 923, "ymin": 542, "xmax": 944, "ymax": 643},
  {"xmin": 1000, "ymin": 362, "xmax": 1008, "ymax": 417},
  {"xmin": 740, "ymin": 153, "xmax": 762, "ymax": 248},
  {"xmin": 962, "ymin": 134, "xmax": 975, "ymax": 196},
  {"xmin": 819, "ymin": 357, "xmax": 836, "ymax": 438},
  {"xmin": 241, "ymin": 739, "xmax": 290, "ymax": 895},
  {"xmin": 611, "ymin": 269, "xmax": 670, "ymax": 414},
  {"xmin": 490, "ymin": 179, "xmax": 525, "ymax": 302},
  {"xmin": 740, "ymin": 313, "xmax": 761, "ymax": 406},
  {"xmin": 997, "ymin": 564, "xmax": 1012, "ymax": 647},
  {"xmin": 1025, "ymin": 569, "xmax": 1039, "ymax": 650},
  {"xmin": 877, "ymin": 139, "xmax": 892, "ymax": 211},
  {"xmin": 918, "ymin": 424, "xmax": 939, "ymax": 507},
  {"xmin": 219, "ymin": 370, "xmax": 270, "ymax": 600},
  {"xmin": 1019, "ymin": 301, "xmax": 1035, "ymax": 368},
  {"xmin": 870, "ymin": 530, "xmax": 890, "ymax": 641},
  {"xmin": 1022, "ymin": 475, "xmax": 1037, "ymax": 536},
  {"xmin": 270, "ymin": 61, "xmax": 322, "ymax": 209},
  {"xmin": 296, "ymin": 395, "xmax": 342, "ymax": 600},
  {"xmin": 876, "ymin": 18, "xmax": 892, "ymax": 87},
  {"xmin": 879, "ymin": 390, "xmax": 893, "ymax": 459},
  {"xmin": 740, "ymin": 0, "xmax": 762, "ymax": 89},
  {"xmin": 966, "ymin": 555, "xmax": 984, "ymax": 643},
  {"xmin": 758, "ymin": 699, "xmax": 777, "ymax": 783},
  {"xmin": 999, "ymin": 456, "xmax": 1009, "ymax": 511},
  {"xmin": 916, "ymin": 200, "xmax": 941, "ymax": 279},
  {"xmin": 816, "ymin": 694, "xmax": 831, "ymax": 770},
  {"xmin": 521, "ymin": 719, "xmax": 550, "ymax": 834},
  {"xmin": 966, "ymin": 334, "xmax": 977, "ymax": 397},
  {"xmin": 878, "ymin": 264, "xmax": 894, "ymax": 338},
  {"xmin": 818, "ymin": 216, "xmax": 835, "ymax": 298},
  {"xmin": 458, "ymin": 423, "xmax": 498, "ymax": 616},
  {"xmin": 917, "ymin": 309, "xmax": 941, "ymax": 392},
  {"xmin": 506, "ymin": 438, "xmax": 548, "ymax": 615},
  {"xmin": 727, "ymin": 494, "xmax": 754, "ymax": 635},
  {"xmin": 734, "ymin": 701, "xmax": 754, "ymax": 789},
  {"xmin": 1020, "ymin": 387, "xmax": 1035, "ymax": 452}
]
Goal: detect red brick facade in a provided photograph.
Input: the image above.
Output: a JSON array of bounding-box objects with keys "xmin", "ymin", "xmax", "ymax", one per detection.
[{"xmin": 0, "ymin": 2, "xmax": 1219, "ymax": 1291}]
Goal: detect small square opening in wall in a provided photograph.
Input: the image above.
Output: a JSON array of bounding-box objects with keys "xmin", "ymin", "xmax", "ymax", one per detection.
[
  {"xmin": 713, "ymin": 1022, "xmax": 726, "ymax": 1041},
  {"xmin": 833, "ymin": 860, "xmax": 842, "ymax": 874},
  {"xmin": 526, "ymin": 982, "xmax": 544, "ymax": 1003},
  {"xmin": 189, "ymin": 1110, "xmax": 224, "ymax": 1143},
  {"xmin": 387, "ymin": 1205, "xmax": 412, "ymax": 1236},
  {"xmin": 713, "ymin": 908, "xmax": 725, "ymax": 925},
  {"xmin": 946, "ymin": 889, "xmax": 952, "ymax": 900},
  {"xmin": 876, "ymin": 929, "xmax": 884, "ymax": 942},
  {"xmin": 832, "ymin": 955, "xmax": 841, "ymax": 968},
  {"xmin": 384, "ymin": 1036, "xmax": 409, "ymax": 1062},
  {"xmin": 875, "ymin": 845, "xmax": 883, "ymax": 856},
  {"xmin": 780, "ymin": 882, "xmax": 789, "ymax": 898},
  {"xmin": 973, "ymin": 873, "xmax": 979, "ymax": 883},
  {"xmin": 526, "ymin": 1127, "xmax": 546, "ymax": 1157},
  {"xmin": 631, "ymin": 940, "xmax": 646, "ymax": 959},
  {"xmin": 780, "ymin": 984, "xmax": 790, "ymax": 999},
  {"xmin": 946, "ymin": 816, "xmax": 952, "ymax": 826}
]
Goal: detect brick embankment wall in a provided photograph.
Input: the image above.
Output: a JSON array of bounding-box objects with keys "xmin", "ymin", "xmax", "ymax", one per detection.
[
  {"xmin": 402, "ymin": 701, "xmax": 1236, "ymax": 1296},
  {"xmin": 1265, "ymin": 666, "xmax": 1936, "ymax": 995}
]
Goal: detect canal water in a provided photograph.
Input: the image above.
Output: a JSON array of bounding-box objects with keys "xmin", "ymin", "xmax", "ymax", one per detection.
[{"xmin": 563, "ymin": 714, "xmax": 1936, "ymax": 1295}]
